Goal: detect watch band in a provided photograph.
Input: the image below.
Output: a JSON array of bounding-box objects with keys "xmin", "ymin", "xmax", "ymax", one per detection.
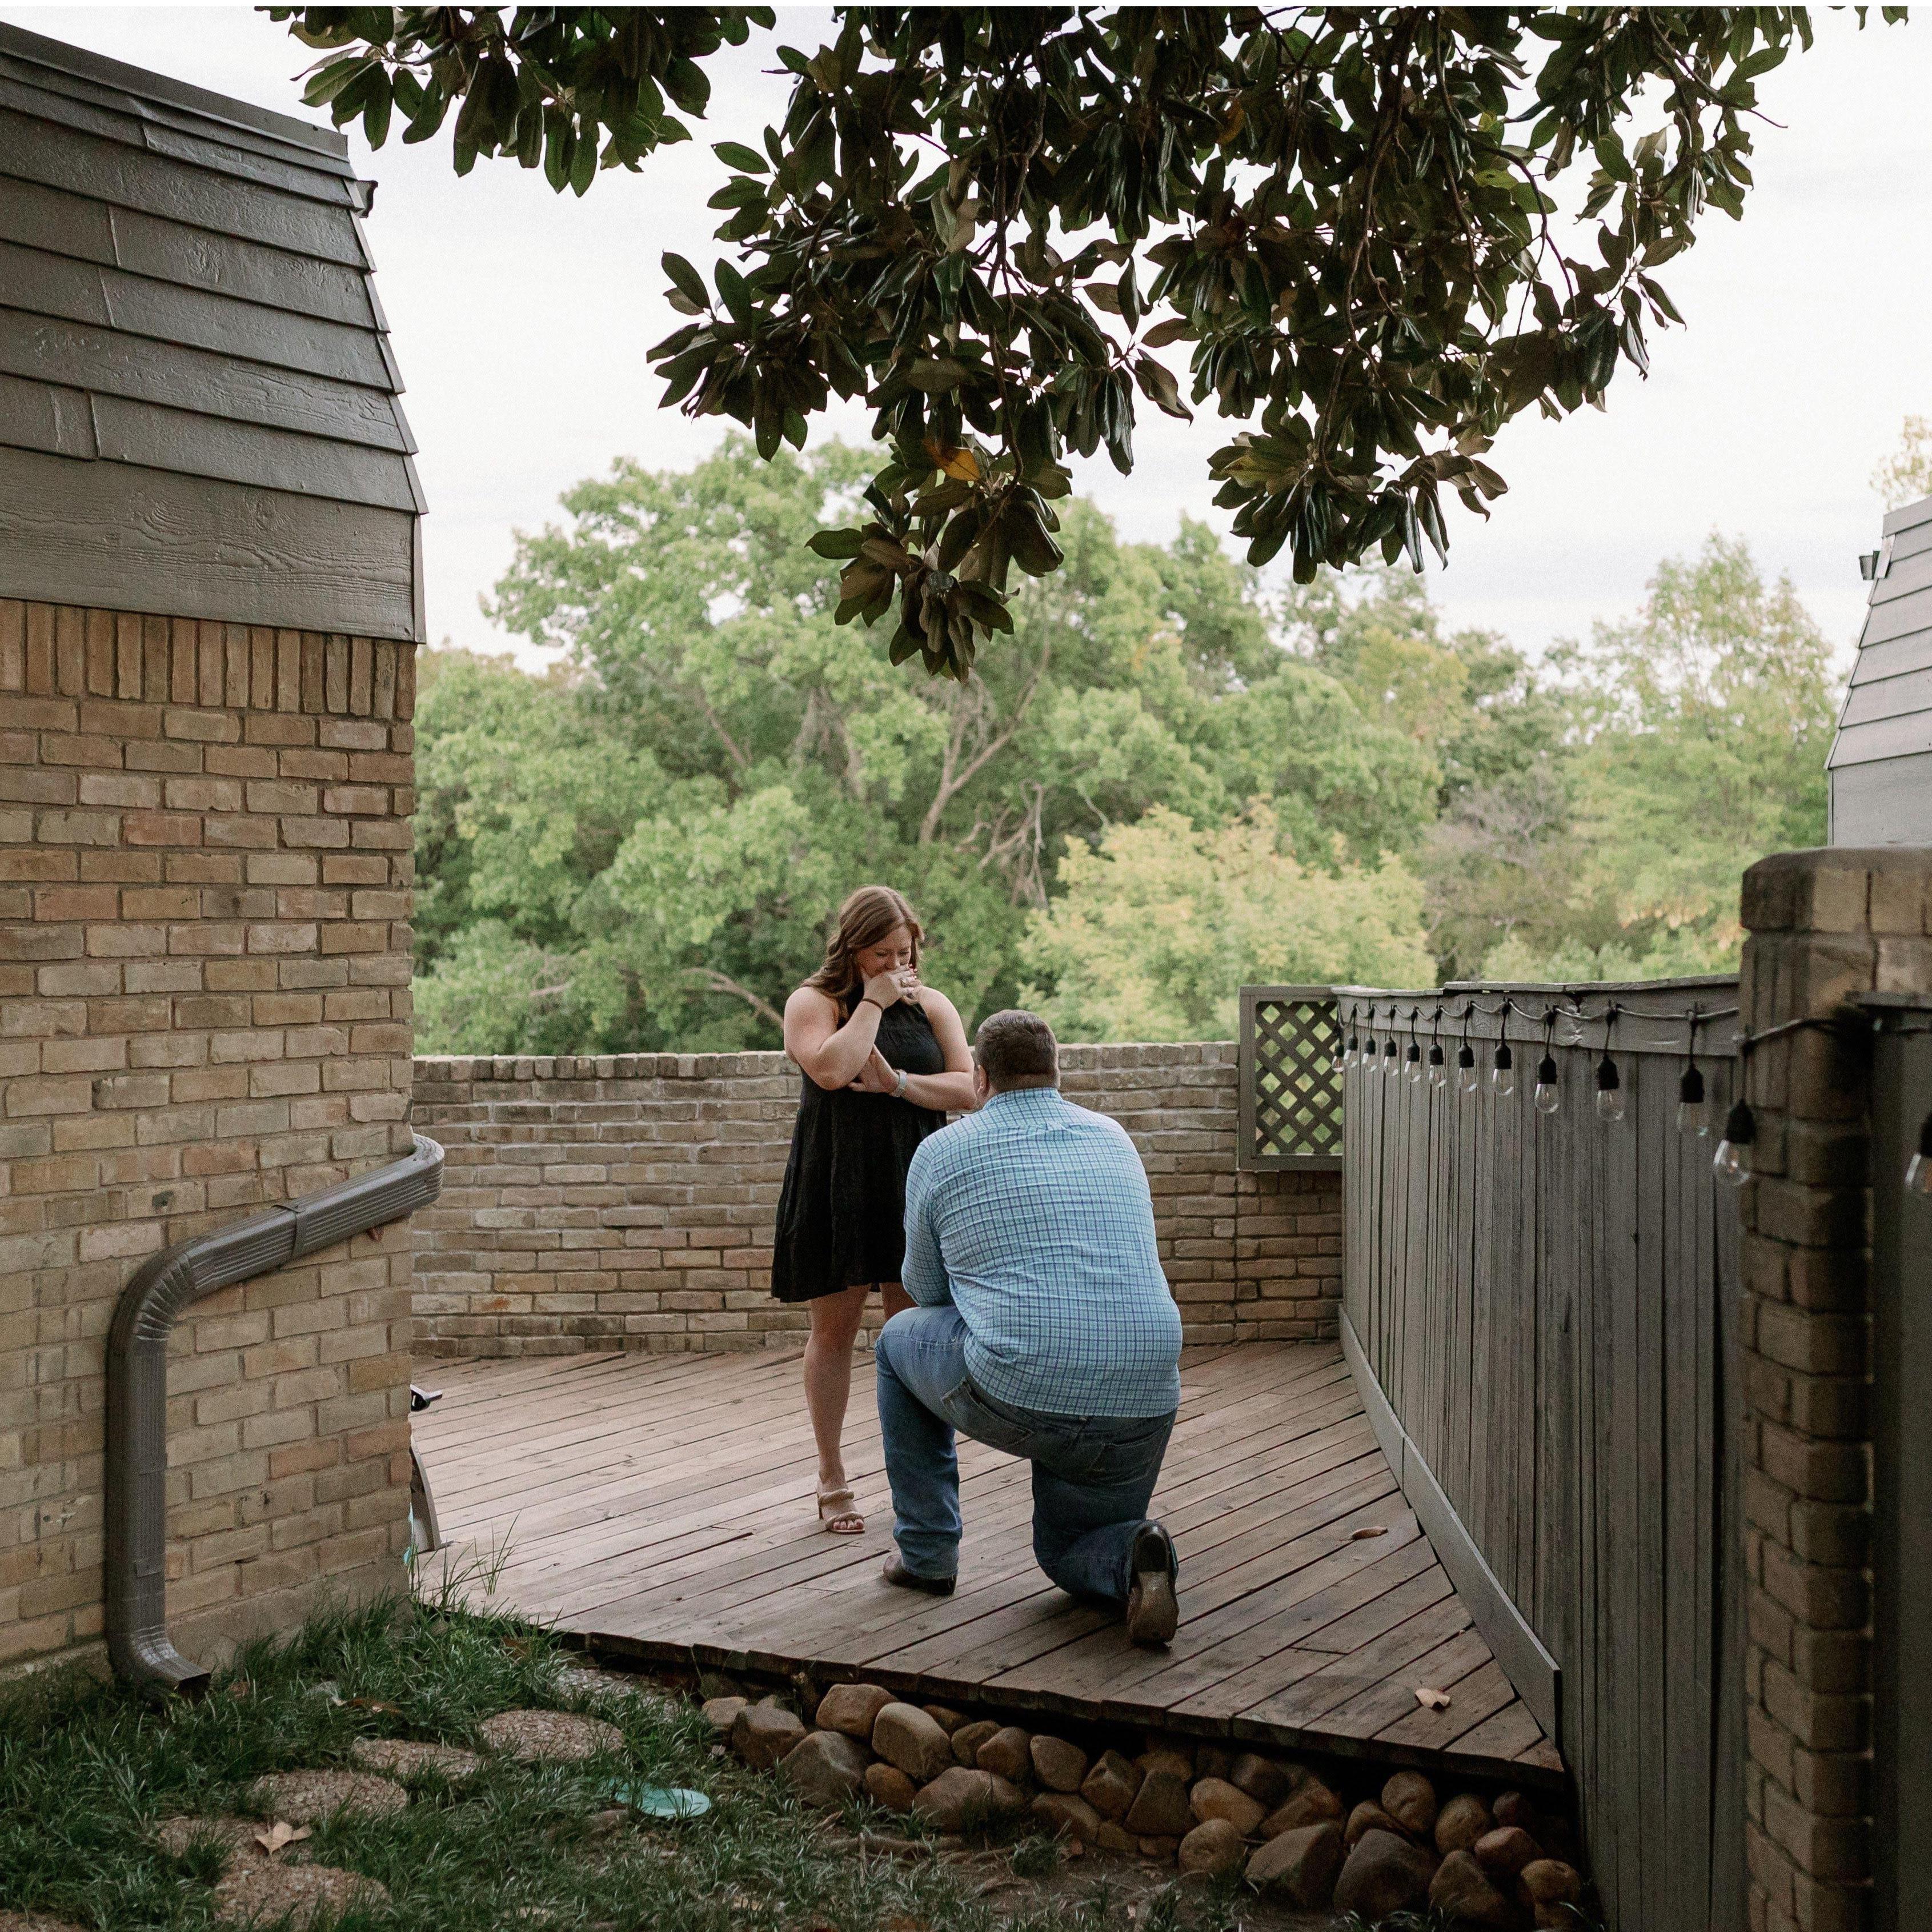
[{"xmin": 893, "ymin": 1067, "xmax": 909, "ymax": 1099}]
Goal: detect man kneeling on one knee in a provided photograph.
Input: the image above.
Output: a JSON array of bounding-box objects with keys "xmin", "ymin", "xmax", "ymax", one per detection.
[{"xmin": 873, "ymin": 1009, "xmax": 1183, "ymax": 1646}]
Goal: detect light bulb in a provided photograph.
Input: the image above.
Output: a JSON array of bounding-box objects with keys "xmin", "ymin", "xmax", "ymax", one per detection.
[
  {"xmin": 1713, "ymin": 1099, "xmax": 1755, "ymax": 1188},
  {"xmin": 1428, "ymin": 1044, "xmax": 1447, "ymax": 1089},
  {"xmin": 1491, "ymin": 1042, "xmax": 1515, "ymax": 1099},
  {"xmin": 1384, "ymin": 1041, "xmax": 1400, "ymax": 1078},
  {"xmin": 1344, "ymin": 1035, "xmax": 1359, "ymax": 1069},
  {"xmin": 1676, "ymin": 1064, "xmax": 1707, "ymax": 1137},
  {"xmin": 1456, "ymin": 1044, "xmax": 1478, "ymax": 1096},
  {"xmin": 1594, "ymin": 1053, "xmax": 1624, "ymax": 1123},
  {"xmin": 1533, "ymin": 1051, "xmax": 1560, "ymax": 1115},
  {"xmin": 1907, "ymin": 1113, "xmax": 1932, "ymax": 1195},
  {"xmin": 1361, "ymin": 1036, "xmax": 1375, "ymax": 1071},
  {"xmin": 1405, "ymin": 1043, "xmax": 1422, "ymax": 1084}
]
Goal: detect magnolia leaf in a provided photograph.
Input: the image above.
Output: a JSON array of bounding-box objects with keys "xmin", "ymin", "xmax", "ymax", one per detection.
[
  {"xmin": 254, "ymin": 1822, "xmax": 313, "ymax": 1855},
  {"xmin": 662, "ymin": 252, "xmax": 708, "ymax": 310},
  {"xmin": 807, "ymin": 528, "xmax": 865, "ymax": 560},
  {"xmin": 1133, "ymin": 354, "xmax": 1192, "ymax": 421},
  {"xmin": 927, "ymin": 442, "xmax": 981, "ymax": 482},
  {"xmin": 907, "ymin": 358, "xmax": 969, "ymax": 394}
]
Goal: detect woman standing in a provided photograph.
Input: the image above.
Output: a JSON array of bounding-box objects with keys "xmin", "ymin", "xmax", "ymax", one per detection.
[{"xmin": 775, "ymin": 886, "xmax": 977, "ymax": 1535}]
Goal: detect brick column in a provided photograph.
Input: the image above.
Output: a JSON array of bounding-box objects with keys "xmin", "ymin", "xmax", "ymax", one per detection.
[
  {"xmin": 1737, "ymin": 846, "xmax": 1932, "ymax": 1932},
  {"xmin": 0, "ymin": 602, "xmax": 419, "ymax": 1676}
]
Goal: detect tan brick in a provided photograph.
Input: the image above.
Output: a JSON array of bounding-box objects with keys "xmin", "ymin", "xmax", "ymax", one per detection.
[{"xmin": 0, "ymin": 606, "xmax": 416, "ymax": 1677}]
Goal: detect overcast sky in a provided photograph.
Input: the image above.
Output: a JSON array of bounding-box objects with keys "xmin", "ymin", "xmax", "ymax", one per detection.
[{"xmin": 11, "ymin": 5, "xmax": 1932, "ymax": 671}]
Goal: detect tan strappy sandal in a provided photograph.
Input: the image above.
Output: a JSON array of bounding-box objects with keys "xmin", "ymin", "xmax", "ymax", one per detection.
[{"xmin": 817, "ymin": 1484, "xmax": 864, "ymax": 1536}]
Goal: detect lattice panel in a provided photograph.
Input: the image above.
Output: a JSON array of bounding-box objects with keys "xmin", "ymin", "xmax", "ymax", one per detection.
[{"xmin": 1239, "ymin": 986, "xmax": 1344, "ymax": 1170}]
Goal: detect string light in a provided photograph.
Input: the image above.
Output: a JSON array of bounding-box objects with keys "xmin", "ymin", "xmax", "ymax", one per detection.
[
  {"xmin": 1319, "ymin": 989, "xmax": 1767, "ymax": 1172},
  {"xmin": 1677, "ymin": 1009, "xmax": 1707, "ymax": 1136},
  {"xmin": 1533, "ymin": 1010, "xmax": 1560, "ymax": 1115},
  {"xmin": 1713, "ymin": 1097, "xmax": 1755, "ymax": 1187},
  {"xmin": 1594, "ymin": 1052, "xmax": 1624, "ymax": 1122},
  {"xmin": 1492, "ymin": 1001, "xmax": 1516, "ymax": 1098},
  {"xmin": 1593, "ymin": 1009, "xmax": 1624, "ymax": 1123},
  {"xmin": 1677, "ymin": 1063, "xmax": 1707, "ymax": 1135},
  {"xmin": 1534, "ymin": 1052, "xmax": 1561, "ymax": 1114},
  {"xmin": 1906, "ymin": 1112, "xmax": 1932, "ymax": 1197}
]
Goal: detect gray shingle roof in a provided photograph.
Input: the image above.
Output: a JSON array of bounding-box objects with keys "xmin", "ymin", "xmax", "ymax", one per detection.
[
  {"xmin": 0, "ymin": 22, "xmax": 423, "ymax": 641},
  {"xmin": 1829, "ymin": 492, "xmax": 1932, "ymax": 843}
]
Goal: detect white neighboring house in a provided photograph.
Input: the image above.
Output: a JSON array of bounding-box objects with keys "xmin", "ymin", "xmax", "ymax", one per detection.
[{"xmin": 1831, "ymin": 494, "xmax": 1932, "ymax": 843}]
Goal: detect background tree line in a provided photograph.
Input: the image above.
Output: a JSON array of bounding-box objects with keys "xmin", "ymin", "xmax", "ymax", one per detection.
[{"xmin": 412, "ymin": 437, "xmax": 1837, "ymax": 1053}]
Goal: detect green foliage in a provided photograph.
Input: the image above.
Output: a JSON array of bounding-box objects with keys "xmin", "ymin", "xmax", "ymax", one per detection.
[
  {"xmin": 1873, "ymin": 413, "xmax": 1932, "ymax": 510},
  {"xmin": 268, "ymin": 7, "xmax": 771, "ymax": 179},
  {"xmin": 414, "ymin": 439, "xmax": 1456, "ymax": 1052},
  {"xmin": 1021, "ymin": 805, "xmax": 1435, "ymax": 1042},
  {"xmin": 412, "ymin": 442, "xmax": 1838, "ymax": 1052},
  {"xmin": 0, "ymin": 1593, "xmax": 1097, "ymax": 1932},
  {"xmin": 1428, "ymin": 534, "xmax": 1837, "ymax": 983},
  {"xmin": 274, "ymin": 5, "xmax": 1894, "ymax": 674}
]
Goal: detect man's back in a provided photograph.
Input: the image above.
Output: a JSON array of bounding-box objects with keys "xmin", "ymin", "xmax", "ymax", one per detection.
[{"xmin": 901, "ymin": 1087, "xmax": 1182, "ymax": 1418}]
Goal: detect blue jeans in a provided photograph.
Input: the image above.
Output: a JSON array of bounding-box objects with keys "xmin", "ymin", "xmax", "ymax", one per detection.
[{"xmin": 873, "ymin": 1305, "xmax": 1176, "ymax": 1604}]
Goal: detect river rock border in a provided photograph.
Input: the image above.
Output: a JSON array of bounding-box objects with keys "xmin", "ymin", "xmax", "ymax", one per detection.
[{"xmin": 708, "ymin": 1685, "xmax": 1588, "ymax": 1930}]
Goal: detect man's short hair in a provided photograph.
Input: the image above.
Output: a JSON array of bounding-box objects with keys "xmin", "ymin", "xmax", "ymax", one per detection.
[{"xmin": 975, "ymin": 1009, "xmax": 1059, "ymax": 1091}]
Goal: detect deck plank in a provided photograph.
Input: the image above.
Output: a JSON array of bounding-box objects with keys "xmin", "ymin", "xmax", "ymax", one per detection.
[{"xmin": 417, "ymin": 1340, "xmax": 1565, "ymax": 1786}]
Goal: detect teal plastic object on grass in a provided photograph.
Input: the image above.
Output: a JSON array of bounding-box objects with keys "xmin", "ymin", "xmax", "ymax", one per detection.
[{"xmin": 600, "ymin": 1779, "xmax": 711, "ymax": 1819}]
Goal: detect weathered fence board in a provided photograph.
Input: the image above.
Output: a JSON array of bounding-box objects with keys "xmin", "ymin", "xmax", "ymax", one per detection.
[{"xmin": 1328, "ymin": 979, "xmax": 1744, "ymax": 1932}]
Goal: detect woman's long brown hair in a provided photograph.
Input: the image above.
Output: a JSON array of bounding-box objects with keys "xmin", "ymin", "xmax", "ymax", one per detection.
[{"xmin": 805, "ymin": 886, "xmax": 923, "ymax": 1010}]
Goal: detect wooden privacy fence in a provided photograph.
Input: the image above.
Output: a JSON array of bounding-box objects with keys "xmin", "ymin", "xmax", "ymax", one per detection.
[{"xmin": 1296, "ymin": 978, "xmax": 1746, "ymax": 1932}]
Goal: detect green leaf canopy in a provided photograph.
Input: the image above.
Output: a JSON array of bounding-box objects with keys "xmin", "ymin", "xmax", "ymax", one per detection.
[{"xmin": 275, "ymin": 5, "xmax": 1896, "ymax": 677}]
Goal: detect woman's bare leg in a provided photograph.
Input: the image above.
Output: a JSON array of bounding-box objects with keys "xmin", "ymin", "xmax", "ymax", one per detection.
[
  {"xmin": 805, "ymin": 1283, "xmax": 871, "ymax": 1506},
  {"xmin": 880, "ymin": 1281, "xmax": 913, "ymax": 1320}
]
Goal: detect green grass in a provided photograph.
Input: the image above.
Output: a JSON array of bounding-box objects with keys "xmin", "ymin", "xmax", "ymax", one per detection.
[{"xmin": 0, "ymin": 1583, "xmax": 1212, "ymax": 1932}]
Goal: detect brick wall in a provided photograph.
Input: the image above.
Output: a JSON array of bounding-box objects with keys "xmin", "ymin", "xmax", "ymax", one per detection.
[
  {"xmin": 411, "ymin": 1041, "xmax": 1342, "ymax": 1357},
  {"xmin": 0, "ymin": 599, "xmax": 418, "ymax": 1677},
  {"xmin": 1737, "ymin": 847, "xmax": 1932, "ymax": 1932}
]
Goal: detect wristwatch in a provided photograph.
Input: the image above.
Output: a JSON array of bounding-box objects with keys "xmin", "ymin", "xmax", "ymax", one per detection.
[{"xmin": 893, "ymin": 1067, "xmax": 909, "ymax": 1100}]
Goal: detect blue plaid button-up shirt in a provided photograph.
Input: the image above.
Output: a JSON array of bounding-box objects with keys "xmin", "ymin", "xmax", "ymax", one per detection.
[{"xmin": 901, "ymin": 1086, "xmax": 1182, "ymax": 1418}]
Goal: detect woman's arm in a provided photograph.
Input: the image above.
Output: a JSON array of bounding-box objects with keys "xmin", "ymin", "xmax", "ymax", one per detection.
[
  {"xmin": 783, "ymin": 981, "xmax": 894, "ymax": 1092},
  {"xmin": 901, "ymin": 988, "xmax": 980, "ymax": 1113}
]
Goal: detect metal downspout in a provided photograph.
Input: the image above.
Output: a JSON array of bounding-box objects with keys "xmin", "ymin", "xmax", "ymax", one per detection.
[{"xmin": 103, "ymin": 1133, "xmax": 444, "ymax": 1693}]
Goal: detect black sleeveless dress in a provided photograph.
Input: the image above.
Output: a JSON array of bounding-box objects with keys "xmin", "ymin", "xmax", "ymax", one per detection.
[{"xmin": 771, "ymin": 996, "xmax": 948, "ymax": 1302}]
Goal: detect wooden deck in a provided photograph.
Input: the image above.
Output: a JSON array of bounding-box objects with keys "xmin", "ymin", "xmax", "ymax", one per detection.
[{"xmin": 416, "ymin": 1340, "xmax": 1564, "ymax": 1786}]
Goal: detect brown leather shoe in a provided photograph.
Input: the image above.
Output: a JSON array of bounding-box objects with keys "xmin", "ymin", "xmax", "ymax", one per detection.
[
  {"xmin": 881, "ymin": 1553, "xmax": 955, "ymax": 1596},
  {"xmin": 1125, "ymin": 1522, "xmax": 1178, "ymax": 1646}
]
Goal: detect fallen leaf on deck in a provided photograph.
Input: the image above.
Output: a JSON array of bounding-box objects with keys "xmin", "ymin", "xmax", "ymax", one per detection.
[
  {"xmin": 1350, "ymin": 1527, "xmax": 1388, "ymax": 1541},
  {"xmin": 253, "ymin": 1821, "xmax": 312, "ymax": 1855},
  {"xmin": 1413, "ymin": 1686, "xmax": 1453, "ymax": 1710}
]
